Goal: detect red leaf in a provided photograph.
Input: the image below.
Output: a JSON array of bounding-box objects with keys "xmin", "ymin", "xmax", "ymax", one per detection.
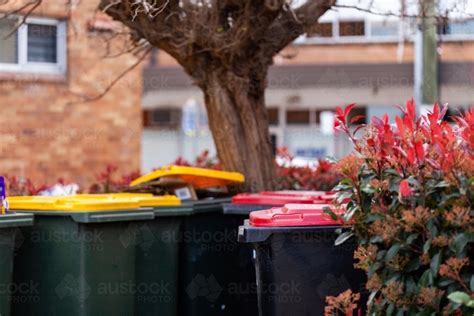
[
  {"xmin": 344, "ymin": 103, "xmax": 356, "ymax": 117},
  {"xmin": 414, "ymin": 141, "xmax": 424, "ymax": 161},
  {"xmin": 407, "ymin": 147, "xmax": 416, "ymax": 164},
  {"xmin": 399, "ymin": 179, "xmax": 413, "ymax": 197},
  {"xmin": 349, "ymin": 115, "xmax": 365, "ymax": 125},
  {"xmin": 406, "ymin": 98, "xmax": 415, "ymax": 120},
  {"xmin": 395, "ymin": 116, "xmax": 405, "ymax": 134}
]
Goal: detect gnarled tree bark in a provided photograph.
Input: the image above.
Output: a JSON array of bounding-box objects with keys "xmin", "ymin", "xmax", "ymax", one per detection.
[
  {"xmin": 98, "ymin": 0, "xmax": 336, "ymax": 191},
  {"xmin": 200, "ymin": 67, "xmax": 274, "ymax": 190}
]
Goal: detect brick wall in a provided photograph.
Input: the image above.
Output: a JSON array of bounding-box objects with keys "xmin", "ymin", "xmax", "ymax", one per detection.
[
  {"xmin": 156, "ymin": 41, "xmax": 474, "ymax": 66},
  {"xmin": 0, "ymin": 1, "xmax": 143, "ymax": 188}
]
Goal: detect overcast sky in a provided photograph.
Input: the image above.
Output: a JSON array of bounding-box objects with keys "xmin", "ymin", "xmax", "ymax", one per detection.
[{"xmin": 294, "ymin": 0, "xmax": 474, "ymax": 20}]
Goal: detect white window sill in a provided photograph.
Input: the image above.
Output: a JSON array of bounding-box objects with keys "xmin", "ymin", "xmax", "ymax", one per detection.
[
  {"xmin": 295, "ymin": 35, "xmax": 474, "ymax": 45},
  {"xmin": 0, "ymin": 68, "xmax": 67, "ymax": 83}
]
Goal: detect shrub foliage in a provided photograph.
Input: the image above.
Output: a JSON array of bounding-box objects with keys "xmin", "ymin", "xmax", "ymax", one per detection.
[{"xmin": 332, "ymin": 100, "xmax": 473, "ymax": 315}]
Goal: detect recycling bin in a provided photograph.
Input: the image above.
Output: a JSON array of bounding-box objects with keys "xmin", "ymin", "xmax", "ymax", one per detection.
[
  {"xmin": 129, "ymin": 166, "xmax": 247, "ymax": 316},
  {"xmin": 239, "ymin": 204, "xmax": 366, "ymax": 316},
  {"xmin": 9, "ymin": 196, "xmax": 155, "ymax": 316},
  {"xmin": 178, "ymin": 198, "xmax": 239, "ymax": 316},
  {"xmin": 217, "ymin": 192, "xmax": 330, "ymax": 316},
  {"xmin": 0, "ymin": 213, "xmax": 34, "ymax": 316},
  {"xmin": 130, "ymin": 197, "xmax": 193, "ymax": 316},
  {"xmin": 75, "ymin": 193, "xmax": 195, "ymax": 316}
]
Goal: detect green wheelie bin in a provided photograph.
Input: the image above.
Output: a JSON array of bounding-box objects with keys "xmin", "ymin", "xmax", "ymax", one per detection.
[
  {"xmin": 179, "ymin": 197, "xmax": 246, "ymax": 316},
  {"xmin": 125, "ymin": 196, "xmax": 193, "ymax": 316},
  {"xmin": 129, "ymin": 166, "xmax": 246, "ymax": 316},
  {"xmin": 9, "ymin": 196, "xmax": 154, "ymax": 316},
  {"xmin": 0, "ymin": 213, "xmax": 34, "ymax": 316}
]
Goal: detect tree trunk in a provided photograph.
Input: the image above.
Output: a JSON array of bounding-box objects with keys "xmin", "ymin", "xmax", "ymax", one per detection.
[{"xmin": 199, "ymin": 67, "xmax": 276, "ymax": 192}]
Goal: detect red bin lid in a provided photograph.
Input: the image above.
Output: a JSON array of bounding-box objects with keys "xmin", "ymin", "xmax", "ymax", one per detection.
[
  {"xmin": 260, "ymin": 190, "xmax": 328, "ymax": 197},
  {"xmin": 249, "ymin": 203, "xmax": 345, "ymax": 227},
  {"xmin": 231, "ymin": 193, "xmax": 316, "ymax": 206}
]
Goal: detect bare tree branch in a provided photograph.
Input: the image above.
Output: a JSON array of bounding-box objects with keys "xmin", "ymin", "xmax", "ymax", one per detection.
[{"xmin": 1, "ymin": 0, "xmax": 41, "ymax": 38}]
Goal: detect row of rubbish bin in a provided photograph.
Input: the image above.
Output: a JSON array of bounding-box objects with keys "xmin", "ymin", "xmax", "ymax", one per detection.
[{"xmin": 0, "ymin": 167, "xmax": 365, "ymax": 316}]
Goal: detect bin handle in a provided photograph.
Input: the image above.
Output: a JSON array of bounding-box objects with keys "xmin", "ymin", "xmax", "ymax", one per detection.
[
  {"xmin": 271, "ymin": 213, "xmax": 303, "ymax": 221},
  {"xmin": 71, "ymin": 211, "xmax": 154, "ymax": 223}
]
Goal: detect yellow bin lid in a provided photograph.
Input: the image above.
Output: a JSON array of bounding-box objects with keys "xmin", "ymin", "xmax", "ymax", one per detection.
[
  {"xmin": 8, "ymin": 196, "xmax": 141, "ymax": 212},
  {"xmin": 71, "ymin": 194, "xmax": 181, "ymax": 207},
  {"xmin": 130, "ymin": 165, "xmax": 245, "ymax": 188}
]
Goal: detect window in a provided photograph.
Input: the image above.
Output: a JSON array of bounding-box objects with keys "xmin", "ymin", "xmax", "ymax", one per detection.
[
  {"xmin": 298, "ymin": 18, "xmax": 404, "ymax": 44},
  {"xmin": 370, "ymin": 21, "xmax": 398, "ymax": 37},
  {"xmin": 143, "ymin": 108, "xmax": 182, "ymax": 129},
  {"xmin": 286, "ymin": 110, "xmax": 310, "ymax": 125},
  {"xmin": 307, "ymin": 22, "xmax": 333, "ymax": 38},
  {"xmin": 267, "ymin": 108, "xmax": 279, "ymax": 125},
  {"xmin": 0, "ymin": 16, "xmax": 66, "ymax": 74},
  {"xmin": 439, "ymin": 19, "xmax": 474, "ymax": 36},
  {"xmin": 270, "ymin": 134, "xmax": 277, "ymax": 156},
  {"xmin": 339, "ymin": 21, "xmax": 365, "ymax": 37}
]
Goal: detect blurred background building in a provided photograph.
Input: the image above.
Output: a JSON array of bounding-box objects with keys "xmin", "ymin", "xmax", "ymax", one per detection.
[
  {"xmin": 141, "ymin": 2, "xmax": 474, "ymax": 172},
  {"xmin": 1, "ymin": 0, "xmax": 473, "ymax": 183}
]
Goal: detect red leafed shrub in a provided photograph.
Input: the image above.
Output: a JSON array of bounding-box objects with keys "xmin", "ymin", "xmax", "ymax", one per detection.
[
  {"xmin": 174, "ymin": 148, "xmax": 342, "ymax": 191},
  {"xmin": 173, "ymin": 150, "xmax": 221, "ymax": 169},
  {"xmin": 275, "ymin": 147, "xmax": 343, "ymax": 191},
  {"xmin": 88, "ymin": 164, "xmax": 141, "ymax": 193},
  {"xmin": 4, "ymin": 175, "xmax": 49, "ymax": 196},
  {"xmin": 331, "ymin": 100, "xmax": 473, "ymax": 315}
]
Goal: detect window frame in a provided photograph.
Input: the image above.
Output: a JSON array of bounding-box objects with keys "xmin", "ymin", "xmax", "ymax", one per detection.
[
  {"xmin": 439, "ymin": 18, "xmax": 474, "ymax": 42},
  {"xmin": 0, "ymin": 16, "xmax": 67, "ymax": 75},
  {"xmin": 296, "ymin": 18, "xmax": 401, "ymax": 45}
]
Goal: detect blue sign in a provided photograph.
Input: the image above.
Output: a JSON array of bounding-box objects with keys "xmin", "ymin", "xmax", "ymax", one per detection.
[
  {"xmin": 0, "ymin": 176, "xmax": 5, "ymax": 199},
  {"xmin": 295, "ymin": 148, "xmax": 327, "ymax": 159}
]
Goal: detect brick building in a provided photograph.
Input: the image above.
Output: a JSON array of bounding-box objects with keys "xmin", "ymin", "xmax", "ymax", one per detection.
[
  {"xmin": 142, "ymin": 5, "xmax": 474, "ymax": 171},
  {"xmin": 0, "ymin": 1, "xmax": 143, "ymax": 187}
]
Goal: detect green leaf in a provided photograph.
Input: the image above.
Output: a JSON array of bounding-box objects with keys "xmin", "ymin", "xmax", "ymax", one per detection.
[
  {"xmin": 362, "ymin": 184, "xmax": 377, "ymax": 194},
  {"xmin": 366, "ymin": 213, "xmax": 384, "ymax": 223},
  {"xmin": 385, "ymin": 244, "xmax": 401, "ymax": 262},
  {"xmin": 450, "ymin": 233, "xmax": 474, "ymax": 256},
  {"xmin": 419, "ymin": 270, "xmax": 433, "ymax": 287},
  {"xmin": 423, "ymin": 239, "xmax": 432, "ymax": 254},
  {"xmin": 336, "ymin": 191, "xmax": 352, "ymax": 204},
  {"xmin": 386, "ymin": 303, "xmax": 395, "ymax": 316},
  {"xmin": 470, "ymin": 275, "xmax": 474, "ymax": 292},
  {"xmin": 405, "ymin": 258, "xmax": 421, "ymax": 272},
  {"xmin": 323, "ymin": 206, "xmax": 338, "ymax": 221},
  {"xmin": 434, "ymin": 181, "xmax": 450, "ymax": 188},
  {"xmin": 335, "ymin": 231, "xmax": 354, "ymax": 246},
  {"xmin": 368, "ymin": 262, "xmax": 382, "ymax": 278},
  {"xmin": 448, "ymin": 291, "xmax": 473, "ymax": 306},
  {"xmin": 343, "ymin": 204, "xmax": 359, "ymax": 222},
  {"xmin": 367, "ymin": 291, "xmax": 378, "ymax": 308},
  {"xmin": 430, "ymin": 252, "xmax": 441, "ymax": 276},
  {"xmin": 438, "ymin": 278, "xmax": 455, "ymax": 287},
  {"xmin": 405, "ymin": 233, "xmax": 418, "ymax": 245},
  {"xmin": 426, "ymin": 220, "xmax": 438, "ymax": 237},
  {"xmin": 370, "ymin": 235, "xmax": 383, "ymax": 243},
  {"xmin": 384, "ymin": 169, "xmax": 401, "ymax": 177}
]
